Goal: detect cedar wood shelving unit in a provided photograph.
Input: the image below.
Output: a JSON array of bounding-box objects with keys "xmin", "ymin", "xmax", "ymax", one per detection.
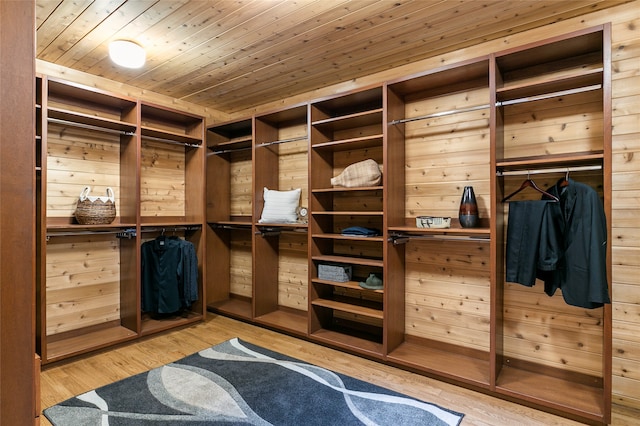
[
  {"xmin": 36, "ymin": 77, "xmax": 206, "ymax": 364},
  {"xmin": 206, "ymin": 24, "xmax": 612, "ymax": 425}
]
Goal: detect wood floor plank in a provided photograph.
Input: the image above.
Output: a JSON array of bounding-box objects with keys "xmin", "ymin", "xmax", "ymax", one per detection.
[{"xmin": 40, "ymin": 313, "xmax": 639, "ymax": 425}]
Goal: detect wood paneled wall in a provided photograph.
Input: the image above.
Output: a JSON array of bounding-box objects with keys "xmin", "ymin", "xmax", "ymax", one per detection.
[
  {"xmin": 47, "ymin": 125, "xmax": 120, "ymax": 218},
  {"xmin": 36, "ymin": 0, "xmax": 640, "ymax": 412}
]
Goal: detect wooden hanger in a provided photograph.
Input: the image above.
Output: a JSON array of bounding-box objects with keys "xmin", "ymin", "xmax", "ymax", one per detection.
[{"xmin": 501, "ymin": 172, "xmax": 560, "ymax": 202}]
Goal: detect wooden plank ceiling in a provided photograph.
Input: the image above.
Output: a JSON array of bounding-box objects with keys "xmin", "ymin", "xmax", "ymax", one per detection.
[{"xmin": 36, "ymin": 0, "xmax": 628, "ymax": 114}]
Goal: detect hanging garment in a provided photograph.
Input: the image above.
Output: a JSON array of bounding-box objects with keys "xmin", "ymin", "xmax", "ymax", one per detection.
[
  {"xmin": 505, "ymin": 200, "xmax": 560, "ymax": 287},
  {"xmin": 141, "ymin": 236, "xmax": 198, "ymax": 315},
  {"xmin": 539, "ymin": 178, "xmax": 610, "ymax": 309}
]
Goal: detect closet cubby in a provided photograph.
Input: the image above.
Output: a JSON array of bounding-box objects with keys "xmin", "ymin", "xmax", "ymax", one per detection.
[
  {"xmin": 206, "ymin": 118, "xmax": 254, "ymax": 320},
  {"xmin": 140, "ymin": 103, "xmax": 205, "ymax": 225},
  {"xmin": 308, "ymin": 86, "xmax": 387, "ymax": 357},
  {"xmin": 253, "ymin": 105, "xmax": 309, "ymax": 336},
  {"xmin": 139, "ymin": 225, "xmax": 205, "ymax": 336},
  {"xmin": 492, "ymin": 24, "xmax": 611, "ymax": 423},
  {"xmin": 384, "ymin": 57, "xmax": 493, "ymax": 388},
  {"xmin": 36, "ymin": 77, "xmax": 206, "ymax": 364},
  {"xmin": 44, "ymin": 77, "xmax": 138, "ymax": 227}
]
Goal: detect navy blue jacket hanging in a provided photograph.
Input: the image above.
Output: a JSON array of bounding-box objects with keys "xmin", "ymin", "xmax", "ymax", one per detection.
[{"xmin": 141, "ymin": 236, "xmax": 198, "ymax": 314}]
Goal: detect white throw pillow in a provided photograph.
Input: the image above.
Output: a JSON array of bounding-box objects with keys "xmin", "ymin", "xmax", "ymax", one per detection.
[{"xmin": 258, "ymin": 187, "xmax": 301, "ymax": 223}]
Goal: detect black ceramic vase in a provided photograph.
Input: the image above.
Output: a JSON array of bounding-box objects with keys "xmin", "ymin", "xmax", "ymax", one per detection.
[{"xmin": 459, "ymin": 186, "xmax": 479, "ymax": 228}]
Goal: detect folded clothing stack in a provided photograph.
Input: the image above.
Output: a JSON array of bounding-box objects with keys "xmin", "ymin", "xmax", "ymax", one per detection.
[{"xmin": 341, "ymin": 226, "xmax": 381, "ymax": 237}]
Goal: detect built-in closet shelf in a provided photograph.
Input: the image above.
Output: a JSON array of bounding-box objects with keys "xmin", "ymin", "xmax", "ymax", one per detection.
[
  {"xmin": 312, "ymin": 109, "xmax": 383, "ymax": 130},
  {"xmin": 45, "ymin": 222, "xmax": 137, "ymax": 230},
  {"xmin": 311, "ymin": 135, "xmax": 383, "ymax": 151},
  {"xmin": 496, "ymin": 366, "xmax": 605, "ymax": 422},
  {"xmin": 496, "ymin": 68, "xmax": 603, "ymax": 102},
  {"xmin": 312, "ymin": 298, "xmax": 383, "ymax": 320},
  {"xmin": 312, "ymin": 255, "xmax": 383, "ymax": 268},
  {"xmin": 312, "ymin": 233, "xmax": 384, "ymax": 242},
  {"xmin": 209, "ymin": 219, "xmax": 253, "ymax": 226},
  {"xmin": 312, "ymin": 211, "xmax": 383, "ymax": 216},
  {"xmin": 496, "ymin": 151, "xmax": 604, "ymax": 170},
  {"xmin": 255, "ymin": 222, "xmax": 308, "ymax": 229},
  {"xmin": 387, "ymin": 340, "xmax": 491, "ymax": 389},
  {"xmin": 140, "ymin": 312, "xmax": 203, "ymax": 336},
  {"xmin": 208, "ymin": 137, "xmax": 252, "ymax": 153},
  {"xmin": 311, "ymin": 329, "xmax": 384, "ymax": 358},
  {"xmin": 255, "ymin": 309, "xmax": 307, "ymax": 336},
  {"xmin": 389, "ymin": 225, "xmax": 491, "ymax": 237},
  {"xmin": 48, "ymin": 107, "xmax": 137, "ymax": 133},
  {"xmin": 312, "ymin": 186, "xmax": 382, "ymax": 193},
  {"xmin": 141, "ymin": 126, "xmax": 203, "ymax": 145},
  {"xmin": 312, "ymin": 278, "xmax": 384, "ymax": 294},
  {"xmin": 47, "ymin": 78, "xmax": 138, "ymax": 110},
  {"xmin": 46, "ymin": 325, "xmax": 137, "ymax": 363},
  {"xmin": 208, "ymin": 296, "xmax": 252, "ymax": 320}
]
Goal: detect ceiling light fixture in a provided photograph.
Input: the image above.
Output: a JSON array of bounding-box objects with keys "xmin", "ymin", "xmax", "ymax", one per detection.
[{"xmin": 108, "ymin": 40, "xmax": 146, "ymax": 69}]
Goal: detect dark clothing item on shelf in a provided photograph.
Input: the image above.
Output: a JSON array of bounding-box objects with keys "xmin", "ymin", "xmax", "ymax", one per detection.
[
  {"xmin": 141, "ymin": 236, "xmax": 198, "ymax": 315},
  {"xmin": 341, "ymin": 226, "xmax": 381, "ymax": 237}
]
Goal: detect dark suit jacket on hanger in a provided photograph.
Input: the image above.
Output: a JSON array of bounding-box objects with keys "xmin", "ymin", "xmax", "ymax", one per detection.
[{"xmin": 540, "ymin": 178, "xmax": 610, "ymax": 309}]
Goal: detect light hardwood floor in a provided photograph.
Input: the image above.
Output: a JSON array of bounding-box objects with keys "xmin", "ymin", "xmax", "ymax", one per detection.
[{"xmin": 40, "ymin": 313, "xmax": 639, "ymax": 425}]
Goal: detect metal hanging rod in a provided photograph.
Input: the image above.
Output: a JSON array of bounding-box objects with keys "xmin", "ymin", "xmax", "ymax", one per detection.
[
  {"xmin": 48, "ymin": 117, "xmax": 136, "ymax": 136},
  {"xmin": 210, "ymin": 223, "xmax": 252, "ymax": 231},
  {"xmin": 142, "ymin": 134, "xmax": 202, "ymax": 148},
  {"xmin": 46, "ymin": 228, "xmax": 132, "ymax": 241},
  {"xmin": 497, "ymin": 164, "xmax": 602, "ymax": 177},
  {"xmin": 389, "ymin": 84, "xmax": 602, "ymax": 126},
  {"xmin": 140, "ymin": 225, "xmax": 202, "ymax": 233},
  {"xmin": 209, "ymin": 146, "xmax": 253, "ymax": 155},
  {"xmin": 389, "ymin": 104, "xmax": 490, "ymax": 125},
  {"xmin": 389, "ymin": 233, "xmax": 490, "ymax": 244},
  {"xmin": 256, "ymin": 226, "xmax": 308, "ymax": 237},
  {"xmin": 255, "ymin": 135, "xmax": 308, "ymax": 148}
]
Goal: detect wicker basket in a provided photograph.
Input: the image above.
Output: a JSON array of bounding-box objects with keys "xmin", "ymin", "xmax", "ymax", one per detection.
[{"xmin": 75, "ymin": 186, "xmax": 116, "ymax": 225}]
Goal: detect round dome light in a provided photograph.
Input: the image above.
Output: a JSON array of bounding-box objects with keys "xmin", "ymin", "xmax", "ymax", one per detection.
[{"xmin": 109, "ymin": 40, "xmax": 146, "ymax": 69}]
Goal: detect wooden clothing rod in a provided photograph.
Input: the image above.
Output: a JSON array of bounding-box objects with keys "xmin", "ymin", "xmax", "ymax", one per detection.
[{"xmin": 497, "ymin": 164, "xmax": 602, "ymax": 177}]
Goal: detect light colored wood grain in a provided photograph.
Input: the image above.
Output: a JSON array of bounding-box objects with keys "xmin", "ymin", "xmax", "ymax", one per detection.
[{"xmin": 45, "ymin": 236, "xmax": 121, "ymax": 335}]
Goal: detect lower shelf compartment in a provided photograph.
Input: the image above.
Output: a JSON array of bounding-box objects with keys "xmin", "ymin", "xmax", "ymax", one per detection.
[
  {"xmin": 387, "ymin": 338, "xmax": 491, "ymax": 388},
  {"xmin": 45, "ymin": 324, "xmax": 137, "ymax": 363},
  {"xmin": 255, "ymin": 307, "xmax": 308, "ymax": 336},
  {"xmin": 311, "ymin": 328, "xmax": 383, "ymax": 359},
  {"xmin": 207, "ymin": 296, "xmax": 252, "ymax": 320},
  {"xmin": 140, "ymin": 311, "xmax": 203, "ymax": 336},
  {"xmin": 496, "ymin": 365, "xmax": 606, "ymax": 422}
]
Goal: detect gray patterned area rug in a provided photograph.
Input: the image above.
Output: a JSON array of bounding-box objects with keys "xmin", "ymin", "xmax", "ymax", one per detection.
[{"xmin": 44, "ymin": 338, "xmax": 464, "ymax": 425}]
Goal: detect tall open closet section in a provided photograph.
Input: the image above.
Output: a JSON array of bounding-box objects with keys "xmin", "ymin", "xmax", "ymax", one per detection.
[
  {"xmin": 206, "ymin": 24, "xmax": 612, "ymax": 424},
  {"xmin": 36, "ymin": 76, "xmax": 207, "ymax": 364}
]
